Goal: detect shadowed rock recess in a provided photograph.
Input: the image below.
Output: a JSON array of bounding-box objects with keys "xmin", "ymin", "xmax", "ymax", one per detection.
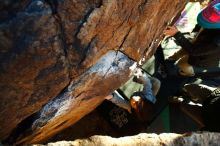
[{"xmin": 0, "ymin": 0, "xmax": 186, "ymax": 144}]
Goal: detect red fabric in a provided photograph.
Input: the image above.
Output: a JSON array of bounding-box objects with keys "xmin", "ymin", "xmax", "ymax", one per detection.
[{"xmin": 202, "ymin": 0, "xmax": 220, "ymax": 23}]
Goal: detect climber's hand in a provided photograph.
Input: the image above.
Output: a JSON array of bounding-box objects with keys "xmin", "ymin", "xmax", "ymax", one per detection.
[
  {"xmin": 133, "ymin": 68, "xmax": 143, "ymax": 78},
  {"xmin": 164, "ymin": 26, "xmax": 179, "ymax": 37},
  {"xmin": 105, "ymin": 95, "xmax": 113, "ymax": 100}
]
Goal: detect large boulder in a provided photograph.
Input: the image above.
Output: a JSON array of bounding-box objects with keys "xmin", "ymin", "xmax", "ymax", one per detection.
[
  {"xmin": 0, "ymin": 0, "xmax": 186, "ymax": 144},
  {"xmin": 34, "ymin": 132, "xmax": 220, "ymax": 146}
]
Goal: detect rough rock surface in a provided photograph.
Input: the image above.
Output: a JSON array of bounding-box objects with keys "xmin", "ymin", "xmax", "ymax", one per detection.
[
  {"xmin": 0, "ymin": 0, "xmax": 70, "ymax": 140},
  {"xmin": 13, "ymin": 51, "xmax": 133, "ymax": 145},
  {"xmin": 0, "ymin": 0, "xmax": 186, "ymax": 144},
  {"xmin": 44, "ymin": 109, "xmax": 118, "ymax": 143},
  {"xmin": 33, "ymin": 132, "xmax": 220, "ymax": 146}
]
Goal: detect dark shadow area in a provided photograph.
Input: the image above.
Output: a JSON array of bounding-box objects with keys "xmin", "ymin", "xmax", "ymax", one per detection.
[{"xmin": 2, "ymin": 112, "xmax": 40, "ymax": 145}]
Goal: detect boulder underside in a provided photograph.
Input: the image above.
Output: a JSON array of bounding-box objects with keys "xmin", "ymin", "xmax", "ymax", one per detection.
[{"xmin": 0, "ymin": 0, "xmax": 187, "ymax": 144}]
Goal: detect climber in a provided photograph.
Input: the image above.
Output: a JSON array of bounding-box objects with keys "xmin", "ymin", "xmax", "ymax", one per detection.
[
  {"xmin": 163, "ymin": 0, "xmax": 220, "ymax": 77},
  {"xmin": 105, "ymin": 67, "xmax": 161, "ymax": 121},
  {"xmin": 129, "ymin": 68, "xmax": 161, "ymax": 122}
]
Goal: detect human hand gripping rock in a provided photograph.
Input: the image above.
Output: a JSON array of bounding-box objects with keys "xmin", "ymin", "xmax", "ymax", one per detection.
[{"xmin": 164, "ymin": 26, "xmax": 179, "ymax": 37}]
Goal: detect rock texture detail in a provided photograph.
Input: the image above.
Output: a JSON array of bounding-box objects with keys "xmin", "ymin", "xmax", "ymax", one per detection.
[
  {"xmin": 33, "ymin": 132, "xmax": 220, "ymax": 146},
  {"xmin": 14, "ymin": 51, "xmax": 133, "ymax": 145},
  {"xmin": 0, "ymin": 0, "xmax": 70, "ymax": 140},
  {"xmin": 0, "ymin": 0, "xmax": 186, "ymax": 144}
]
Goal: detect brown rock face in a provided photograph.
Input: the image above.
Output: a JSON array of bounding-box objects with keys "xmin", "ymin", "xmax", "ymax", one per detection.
[
  {"xmin": 0, "ymin": 0, "xmax": 70, "ymax": 140},
  {"xmin": 0, "ymin": 0, "xmax": 186, "ymax": 144}
]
